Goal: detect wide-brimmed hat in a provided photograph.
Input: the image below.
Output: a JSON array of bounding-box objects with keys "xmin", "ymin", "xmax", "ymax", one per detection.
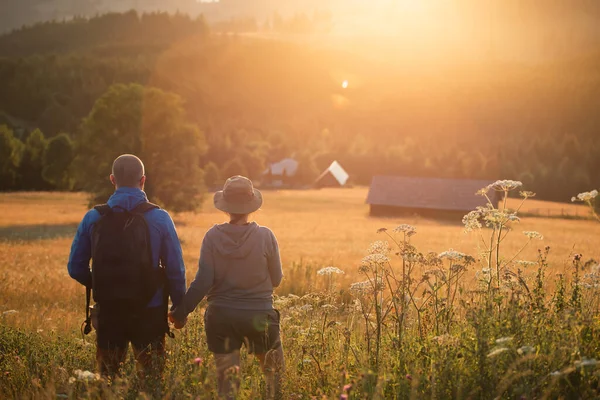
[{"xmin": 214, "ymin": 175, "xmax": 263, "ymax": 214}]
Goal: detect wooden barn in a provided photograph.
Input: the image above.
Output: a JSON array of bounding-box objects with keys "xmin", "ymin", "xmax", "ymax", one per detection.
[
  {"xmin": 314, "ymin": 161, "xmax": 349, "ymax": 188},
  {"xmin": 366, "ymin": 176, "xmax": 501, "ymax": 218}
]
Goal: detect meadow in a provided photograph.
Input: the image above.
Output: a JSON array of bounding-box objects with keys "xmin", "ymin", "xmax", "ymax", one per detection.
[{"xmin": 1, "ymin": 186, "xmax": 600, "ymax": 399}]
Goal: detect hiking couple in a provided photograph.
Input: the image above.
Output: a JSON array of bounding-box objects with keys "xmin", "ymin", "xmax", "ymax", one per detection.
[{"xmin": 68, "ymin": 154, "xmax": 285, "ymax": 399}]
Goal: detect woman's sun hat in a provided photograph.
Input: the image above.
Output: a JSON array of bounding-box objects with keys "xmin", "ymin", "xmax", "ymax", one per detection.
[{"xmin": 214, "ymin": 175, "xmax": 263, "ymax": 214}]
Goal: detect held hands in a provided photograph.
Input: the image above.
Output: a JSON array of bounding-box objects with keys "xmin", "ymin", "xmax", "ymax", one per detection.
[{"xmin": 168, "ymin": 310, "xmax": 187, "ymax": 329}]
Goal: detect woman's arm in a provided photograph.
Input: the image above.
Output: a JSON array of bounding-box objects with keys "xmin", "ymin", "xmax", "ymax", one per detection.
[
  {"xmin": 171, "ymin": 235, "xmax": 214, "ymax": 322},
  {"xmin": 267, "ymin": 230, "xmax": 283, "ymax": 287}
]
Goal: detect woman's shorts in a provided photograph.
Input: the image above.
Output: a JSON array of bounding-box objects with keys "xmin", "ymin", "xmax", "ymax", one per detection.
[{"xmin": 204, "ymin": 305, "xmax": 281, "ymax": 354}]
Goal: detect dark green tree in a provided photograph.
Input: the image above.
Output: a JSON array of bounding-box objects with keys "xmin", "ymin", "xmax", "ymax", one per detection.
[
  {"xmin": 42, "ymin": 133, "xmax": 75, "ymax": 190},
  {"xmin": 76, "ymin": 83, "xmax": 207, "ymax": 212},
  {"xmin": 0, "ymin": 125, "xmax": 23, "ymax": 190},
  {"xmin": 222, "ymin": 158, "xmax": 248, "ymax": 180},
  {"xmin": 17, "ymin": 129, "xmax": 48, "ymax": 190}
]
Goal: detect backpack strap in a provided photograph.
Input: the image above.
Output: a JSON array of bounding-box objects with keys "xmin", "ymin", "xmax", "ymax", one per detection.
[
  {"xmin": 132, "ymin": 202, "xmax": 160, "ymax": 215},
  {"xmin": 93, "ymin": 204, "xmax": 112, "ymax": 216}
]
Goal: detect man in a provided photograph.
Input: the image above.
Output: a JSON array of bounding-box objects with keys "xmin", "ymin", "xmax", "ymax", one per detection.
[{"xmin": 68, "ymin": 154, "xmax": 186, "ymax": 383}]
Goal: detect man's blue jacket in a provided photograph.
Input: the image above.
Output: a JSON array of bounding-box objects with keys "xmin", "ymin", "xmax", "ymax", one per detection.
[{"xmin": 67, "ymin": 187, "xmax": 186, "ymax": 308}]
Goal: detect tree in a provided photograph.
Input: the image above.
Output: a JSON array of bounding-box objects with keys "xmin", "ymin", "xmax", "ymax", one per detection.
[
  {"xmin": 76, "ymin": 83, "xmax": 207, "ymax": 212},
  {"xmin": 17, "ymin": 129, "xmax": 48, "ymax": 190},
  {"xmin": 0, "ymin": 125, "xmax": 23, "ymax": 190},
  {"xmin": 42, "ymin": 133, "xmax": 74, "ymax": 190},
  {"xmin": 203, "ymin": 161, "xmax": 221, "ymax": 191},
  {"xmin": 294, "ymin": 152, "xmax": 320, "ymax": 186},
  {"xmin": 222, "ymin": 158, "xmax": 248, "ymax": 179}
]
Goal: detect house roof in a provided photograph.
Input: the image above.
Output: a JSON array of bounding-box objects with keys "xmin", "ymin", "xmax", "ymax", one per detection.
[
  {"xmin": 264, "ymin": 158, "xmax": 299, "ymax": 176},
  {"xmin": 366, "ymin": 176, "xmax": 498, "ymax": 211},
  {"xmin": 315, "ymin": 161, "xmax": 349, "ymax": 186}
]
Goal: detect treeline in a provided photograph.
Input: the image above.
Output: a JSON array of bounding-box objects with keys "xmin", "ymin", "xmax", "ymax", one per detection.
[
  {"xmin": 0, "ymin": 126, "xmax": 74, "ymax": 191},
  {"xmin": 1, "ymin": 11, "xmax": 600, "ymax": 204}
]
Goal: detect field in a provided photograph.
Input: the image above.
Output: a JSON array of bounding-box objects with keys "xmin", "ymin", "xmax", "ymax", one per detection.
[{"xmin": 1, "ymin": 188, "xmax": 600, "ymax": 399}]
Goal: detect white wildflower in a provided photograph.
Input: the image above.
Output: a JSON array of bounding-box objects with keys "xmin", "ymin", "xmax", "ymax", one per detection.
[
  {"xmin": 2, "ymin": 310, "xmax": 18, "ymax": 315},
  {"xmin": 523, "ymin": 231, "xmax": 544, "ymax": 240},
  {"xmin": 361, "ymin": 254, "xmax": 390, "ymax": 266},
  {"xmin": 317, "ymin": 266, "xmax": 345, "ymax": 276},
  {"xmin": 321, "ymin": 304, "xmax": 338, "ymax": 311},
  {"xmin": 486, "ymin": 180, "xmax": 523, "ymax": 192},
  {"xmin": 495, "ymin": 336, "xmax": 513, "ymax": 345},
  {"xmin": 572, "ymin": 190, "xmax": 598, "ymax": 202},
  {"xmin": 298, "ymin": 304, "xmax": 313, "ymax": 312},
  {"xmin": 287, "ymin": 294, "xmax": 300, "ymax": 300},
  {"xmin": 549, "ymin": 371, "xmax": 562, "ymax": 377},
  {"xmin": 350, "ymin": 280, "xmax": 372, "ymax": 294},
  {"xmin": 462, "ymin": 209, "xmax": 483, "ymax": 232},
  {"xmin": 393, "ymin": 224, "xmax": 417, "ymax": 236},
  {"xmin": 438, "ymin": 249, "xmax": 466, "ymax": 261},
  {"xmin": 515, "ymin": 260, "xmax": 537, "ymax": 268},
  {"xmin": 520, "ymin": 191, "xmax": 536, "ymax": 199},
  {"xmin": 367, "ymin": 241, "xmax": 390, "ymax": 255},
  {"xmin": 487, "ymin": 347, "xmax": 509, "ymax": 357},
  {"xmin": 73, "ymin": 370, "xmax": 100, "ymax": 382},
  {"xmin": 575, "ymin": 358, "xmax": 598, "ymax": 368},
  {"xmin": 517, "ymin": 346, "xmax": 536, "ymax": 355},
  {"xmin": 68, "ymin": 377, "xmax": 76, "ymax": 384},
  {"xmin": 402, "ymin": 253, "xmax": 420, "ymax": 262}
]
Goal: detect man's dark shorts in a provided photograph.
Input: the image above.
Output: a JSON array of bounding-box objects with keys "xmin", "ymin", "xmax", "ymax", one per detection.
[
  {"xmin": 96, "ymin": 302, "xmax": 167, "ymax": 350},
  {"xmin": 204, "ymin": 305, "xmax": 281, "ymax": 354}
]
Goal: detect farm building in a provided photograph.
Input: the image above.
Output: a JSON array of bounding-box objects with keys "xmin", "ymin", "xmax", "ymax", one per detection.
[
  {"xmin": 262, "ymin": 158, "xmax": 299, "ymax": 188},
  {"xmin": 366, "ymin": 176, "xmax": 500, "ymax": 218},
  {"xmin": 314, "ymin": 161, "xmax": 349, "ymax": 188}
]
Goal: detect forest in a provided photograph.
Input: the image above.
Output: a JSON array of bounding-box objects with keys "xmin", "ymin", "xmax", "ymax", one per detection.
[{"xmin": 1, "ymin": 7, "xmax": 600, "ymax": 208}]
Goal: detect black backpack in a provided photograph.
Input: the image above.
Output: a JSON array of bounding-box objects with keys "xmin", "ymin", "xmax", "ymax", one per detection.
[{"xmin": 90, "ymin": 202, "xmax": 160, "ymax": 306}]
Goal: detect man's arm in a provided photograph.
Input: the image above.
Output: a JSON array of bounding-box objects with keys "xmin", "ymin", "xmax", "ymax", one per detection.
[
  {"xmin": 67, "ymin": 211, "xmax": 96, "ymax": 288},
  {"xmin": 159, "ymin": 210, "xmax": 187, "ymax": 309},
  {"xmin": 171, "ymin": 235, "xmax": 214, "ymax": 322}
]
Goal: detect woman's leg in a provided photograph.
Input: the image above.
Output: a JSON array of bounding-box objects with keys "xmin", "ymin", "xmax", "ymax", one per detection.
[
  {"xmin": 255, "ymin": 344, "xmax": 285, "ymax": 400},
  {"xmin": 214, "ymin": 350, "xmax": 241, "ymax": 400}
]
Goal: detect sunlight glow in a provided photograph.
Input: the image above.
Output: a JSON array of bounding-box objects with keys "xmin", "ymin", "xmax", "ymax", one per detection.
[{"xmin": 342, "ymin": 80, "xmax": 349, "ymax": 89}]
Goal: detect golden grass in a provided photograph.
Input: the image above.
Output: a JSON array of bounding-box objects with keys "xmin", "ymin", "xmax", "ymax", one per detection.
[{"xmin": 1, "ymin": 188, "xmax": 599, "ymax": 334}]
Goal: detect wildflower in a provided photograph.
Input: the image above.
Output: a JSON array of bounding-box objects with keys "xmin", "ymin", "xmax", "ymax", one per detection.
[
  {"xmin": 302, "ymin": 359, "xmax": 312, "ymax": 364},
  {"xmin": 515, "ymin": 260, "xmax": 537, "ymax": 268},
  {"xmin": 287, "ymin": 294, "xmax": 300, "ymax": 300},
  {"xmin": 402, "ymin": 252, "xmax": 420, "ymax": 262},
  {"xmin": 523, "ymin": 231, "xmax": 543, "ymax": 240},
  {"xmin": 349, "ymin": 280, "xmax": 372, "ymax": 294},
  {"xmin": 368, "ymin": 241, "xmax": 390, "ymax": 255},
  {"xmin": 340, "ymin": 395, "xmax": 348, "ymax": 400},
  {"xmin": 486, "ymin": 180, "xmax": 523, "ymax": 192},
  {"xmin": 520, "ymin": 191, "xmax": 536, "ymax": 199},
  {"xmin": 73, "ymin": 370, "xmax": 100, "ymax": 382},
  {"xmin": 495, "ymin": 336, "xmax": 513, "ymax": 344},
  {"xmin": 2, "ymin": 310, "xmax": 18, "ymax": 315},
  {"xmin": 317, "ymin": 266, "xmax": 345, "ymax": 275},
  {"xmin": 487, "ymin": 347, "xmax": 509, "ymax": 357},
  {"xmin": 405, "ymin": 374, "xmax": 412, "ymax": 381},
  {"xmin": 360, "ymin": 254, "xmax": 390, "ymax": 266},
  {"xmin": 193, "ymin": 357, "xmax": 203, "ymax": 366},
  {"xmin": 393, "ymin": 224, "xmax": 417, "ymax": 236},
  {"xmin": 517, "ymin": 346, "xmax": 535, "ymax": 355},
  {"xmin": 549, "ymin": 371, "xmax": 562, "ymax": 377},
  {"xmin": 68, "ymin": 377, "xmax": 76, "ymax": 384},
  {"xmin": 343, "ymin": 384, "xmax": 353, "ymax": 392},
  {"xmin": 438, "ymin": 249, "xmax": 466, "ymax": 261},
  {"xmin": 571, "ymin": 190, "xmax": 598, "ymax": 202},
  {"xmin": 575, "ymin": 358, "xmax": 598, "ymax": 368},
  {"xmin": 298, "ymin": 304, "xmax": 313, "ymax": 312}
]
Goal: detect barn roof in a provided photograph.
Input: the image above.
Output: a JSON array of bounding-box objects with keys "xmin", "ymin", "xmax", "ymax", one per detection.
[
  {"xmin": 366, "ymin": 176, "xmax": 499, "ymax": 211},
  {"xmin": 315, "ymin": 161, "xmax": 349, "ymax": 186}
]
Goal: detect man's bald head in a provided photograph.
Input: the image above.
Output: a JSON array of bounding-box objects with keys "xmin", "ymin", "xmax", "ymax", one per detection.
[{"xmin": 111, "ymin": 154, "xmax": 145, "ymax": 188}]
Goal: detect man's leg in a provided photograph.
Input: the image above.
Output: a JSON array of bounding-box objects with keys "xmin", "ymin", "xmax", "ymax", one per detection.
[
  {"xmin": 96, "ymin": 304, "xmax": 128, "ymax": 381},
  {"xmin": 132, "ymin": 336, "xmax": 166, "ymax": 382},
  {"xmin": 214, "ymin": 351, "xmax": 241, "ymax": 400},
  {"xmin": 131, "ymin": 305, "xmax": 167, "ymax": 394}
]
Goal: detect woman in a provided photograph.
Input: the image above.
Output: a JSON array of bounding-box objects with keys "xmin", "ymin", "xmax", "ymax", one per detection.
[{"xmin": 169, "ymin": 175, "xmax": 284, "ymax": 400}]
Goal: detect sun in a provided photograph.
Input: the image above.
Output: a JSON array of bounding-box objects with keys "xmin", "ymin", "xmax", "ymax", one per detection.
[{"xmin": 342, "ymin": 80, "xmax": 349, "ymax": 89}]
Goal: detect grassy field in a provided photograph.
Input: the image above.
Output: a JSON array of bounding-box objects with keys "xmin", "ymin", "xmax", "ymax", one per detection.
[{"xmin": 1, "ymin": 188, "xmax": 599, "ymax": 399}]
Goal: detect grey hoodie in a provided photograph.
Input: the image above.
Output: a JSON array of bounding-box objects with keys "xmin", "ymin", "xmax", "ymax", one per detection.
[{"xmin": 173, "ymin": 222, "xmax": 283, "ymax": 319}]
